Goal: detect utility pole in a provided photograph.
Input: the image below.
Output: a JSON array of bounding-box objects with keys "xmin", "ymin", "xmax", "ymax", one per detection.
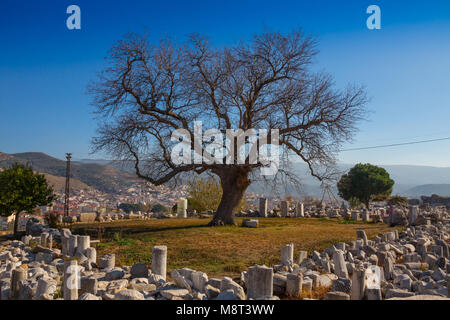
[{"xmin": 64, "ymin": 153, "xmax": 72, "ymax": 217}]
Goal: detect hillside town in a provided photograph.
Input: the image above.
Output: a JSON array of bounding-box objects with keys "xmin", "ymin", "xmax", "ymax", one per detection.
[{"xmin": 0, "ymin": 179, "xmax": 265, "ymax": 231}]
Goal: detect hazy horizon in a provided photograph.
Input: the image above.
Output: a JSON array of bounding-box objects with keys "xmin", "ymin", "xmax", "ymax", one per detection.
[{"xmin": 4, "ymin": 150, "xmax": 450, "ymax": 169}]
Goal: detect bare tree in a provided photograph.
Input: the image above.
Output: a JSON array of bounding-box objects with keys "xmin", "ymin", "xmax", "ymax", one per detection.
[{"xmin": 89, "ymin": 29, "xmax": 368, "ymax": 226}]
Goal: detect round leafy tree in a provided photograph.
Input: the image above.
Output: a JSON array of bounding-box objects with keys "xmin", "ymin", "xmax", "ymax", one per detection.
[
  {"xmin": 0, "ymin": 163, "xmax": 55, "ymax": 237},
  {"xmin": 337, "ymin": 163, "xmax": 394, "ymax": 208}
]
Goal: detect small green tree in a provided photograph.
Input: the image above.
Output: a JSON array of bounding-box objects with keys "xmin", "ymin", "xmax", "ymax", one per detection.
[
  {"xmin": 337, "ymin": 163, "xmax": 394, "ymax": 208},
  {"xmin": 118, "ymin": 203, "xmax": 147, "ymax": 213},
  {"xmin": 151, "ymin": 203, "xmax": 168, "ymax": 213},
  {"xmin": 0, "ymin": 163, "xmax": 55, "ymax": 237},
  {"xmin": 387, "ymin": 195, "xmax": 408, "ymax": 207},
  {"xmin": 348, "ymin": 197, "xmax": 362, "ymax": 209},
  {"xmin": 187, "ymin": 177, "xmax": 247, "ymax": 213},
  {"xmin": 186, "ymin": 197, "xmax": 207, "ymax": 213},
  {"xmin": 371, "ymin": 194, "xmax": 407, "ymax": 207},
  {"xmin": 187, "ymin": 177, "xmax": 222, "ymax": 212}
]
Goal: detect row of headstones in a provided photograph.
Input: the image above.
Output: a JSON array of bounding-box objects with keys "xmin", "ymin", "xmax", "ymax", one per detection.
[
  {"xmin": 259, "ymin": 198, "xmax": 378, "ymax": 219},
  {"xmin": 258, "ymin": 199, "xmax": 427, "ymax": 224},
  {"xmin": 350, "ymin": 210, "xmax": 380, "ymax": 222},
  {"xmin": 55, "ymin": 198, "xmax": 204, "ymax": 225},
  {"xmin": 22, "ymin": 232, "xmax": 54, "ymax": 249},
  {"xmin": 52, "ymin": 201, "xmax": 427, "ymax": 224},
  {"xmin": 259, "ymin": 198, "xmax": 305, "ymax": 218},
  {"xmin": 349, "ymin": 205, "xmax": 430, "ymax": 224},
  {"xmin": 57, "ymin": 213, "xmax": 148, "ymax": 225},
  {"xmin": 259, "ymin": 198, "xmax": 379, "ymax": 220}
]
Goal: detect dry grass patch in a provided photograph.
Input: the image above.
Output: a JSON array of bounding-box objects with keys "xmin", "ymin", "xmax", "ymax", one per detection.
[
  {"xmin": 298, "ymin": 285, "xmax": 332, "ymax": 300},
  {"xmin": 72, "ymin": 217, "xmax": 399, "ymax": 278}
]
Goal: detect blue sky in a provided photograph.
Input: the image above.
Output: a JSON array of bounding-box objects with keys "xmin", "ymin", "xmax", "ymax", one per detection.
[{"xmin": 0, "ymin": 0, "xmax": 450, "ymax": 166}]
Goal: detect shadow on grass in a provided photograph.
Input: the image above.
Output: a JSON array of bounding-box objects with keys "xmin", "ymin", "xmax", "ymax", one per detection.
[{"xmin": 74, "ymin": 223, "xmax": 211, "ymax": 239}]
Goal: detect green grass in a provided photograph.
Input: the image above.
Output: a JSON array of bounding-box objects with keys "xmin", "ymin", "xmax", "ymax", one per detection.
[
  {"xmin": 114, "ymin": 237, "xmax": 136, "ymax": 246},
  {"xmin": 96, "ymin": 243, "xmax": 110, "ymax": 249},
  {"xmin": 73, "ymin": 217, "xmax": 400, "ymax": 278},
  {"xmin": 338, "ymin": 220, "xmax": 359, "ymax": 225}
]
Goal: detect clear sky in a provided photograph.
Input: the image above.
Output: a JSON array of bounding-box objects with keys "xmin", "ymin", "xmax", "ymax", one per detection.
[{"xmin": 1, "ymin": 0, "xmax": 450, "ymax": 166}]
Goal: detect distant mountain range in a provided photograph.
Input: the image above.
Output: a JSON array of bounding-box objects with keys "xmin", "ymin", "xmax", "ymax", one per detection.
[
  {"xmin": 402, "ymin": 184, "xmax": 450, "ymax": 197},
  {"xmin": 77, "ymin": 158, "xmax": 450, "ymax": 198},
  {"xmin": 83, "ymin": 158, "xmax": 450, "ymax": 198},
  {"xmin": 2, "ymin": 152, "xmax": 450, "ymax": 198},
  {"xmin": 247, "ymin": 162, "xmax": 450, "ymax": 198},
  {"xmin": 0, "ymin": 152, "xmax": 139, "ymax": 193}
]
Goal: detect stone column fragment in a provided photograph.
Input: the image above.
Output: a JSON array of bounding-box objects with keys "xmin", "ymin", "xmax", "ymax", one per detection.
[
  {"xmin": 298, "ymin": 250, "xmax": 308, "ymax": 265},
  {"xmin": 259, "ymin": 198, "xmax": 268, "ymax": 218},
  {"xmin": 10, "ymin": 268, "xmax": 27, "ymax": 300},
  {"xmin": 152, "ymin": 245, "xmax": 167, "ymax": 280},
  {"xmin": 177, "ymin": 198, "xmax": 187, "ymax": 218},
  {"xmin": 350, "ymin": 268, "xmax": 365, "ymax": 300},
  {"xmin": 68, "ymin": 235, "xmax": 78, "ymax": 256},
  {"xmin": 332, "ymin": 250, "xmax": 349, "ymax": 279},
  {"xmin": 286, "ymin": 273, "xmax": 302, "ymax": 298},
  {"xmin": 40, "ymin": 233, "xmax": 49, "ymax": 247},
  {"xmin": 280, "ymin": 201, "xmax": 288, "ymax": 217},
  {"xmin": 47, "ymin": 235, "xmax": 53, "ymax": 249},
  {"xmin": 98, "ymin": 254, "xmax": 115, "ymax": 269},
  {"xmin": 85, "ymin": 247, "xmax": 97, "ymax": 264},
  {"xmin": 281, "ymin": 243, "xmax": 294, "ymax": 266},
  {"xmin": 356, "ymin": 230, "xmax": 368, "ymax": 246},
  {"xmin": 76, "ymin": 235, "xmax": 90, "ymax": 255},
  {"xmin": 247, "ymin": 265, "xmax": 273, "ymax": 299},
  {"xmin": 296, "ymin": 202, "xmax": 304, "ymax": 217},
  {"xmin": 63, "ymin": 260, "xmax": 79, "ymax": 300}
]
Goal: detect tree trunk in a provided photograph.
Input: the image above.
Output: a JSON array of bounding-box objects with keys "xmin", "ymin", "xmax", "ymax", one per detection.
[
  {"xmin": 208, "ymin": 167, "xmax": 251, "ymax": 226},
  {"xmin": 13, "ymin": 211, "xmax": 20, "ymax": 239}
]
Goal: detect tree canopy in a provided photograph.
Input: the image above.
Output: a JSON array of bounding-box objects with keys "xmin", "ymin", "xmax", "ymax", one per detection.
[
  {"xmin": 337, "ymin": 163, "xmax": 394, "ymax": 208},
  {"xmin": 151, "ymin": 203, "xmax": 168, "ymax": 213},
  {"xmin": 89, "ymin": 29, "xmax": 368, "ymax": 225},
  {"xmin": 0, "ymin": 163, "xmax": 55, "ymax": 236}
]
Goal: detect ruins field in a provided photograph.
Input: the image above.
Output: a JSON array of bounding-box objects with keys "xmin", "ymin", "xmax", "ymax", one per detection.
[{"xmin": 71, "ymin": 218, "xmax": 399, "ymax": 278}]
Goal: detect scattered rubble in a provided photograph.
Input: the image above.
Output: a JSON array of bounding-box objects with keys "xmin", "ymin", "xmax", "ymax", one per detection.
[{"xmin": 0, "ymin": 204, "xmax": 449, "ymax": 300}]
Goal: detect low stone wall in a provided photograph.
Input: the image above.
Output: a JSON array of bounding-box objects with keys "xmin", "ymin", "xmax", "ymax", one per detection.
[
  {"xmin": 78, "ymin": 213, "xmax": 97, "ymax": 223},
  {"xmin": 421, "ymin": 194, "xmax": 450, "ymax": 208}
]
